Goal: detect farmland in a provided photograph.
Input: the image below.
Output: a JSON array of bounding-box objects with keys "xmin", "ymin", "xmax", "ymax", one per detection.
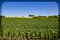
[{"xmin": 2, "ymin": 17, "xmax": 58, "ymax": 40}]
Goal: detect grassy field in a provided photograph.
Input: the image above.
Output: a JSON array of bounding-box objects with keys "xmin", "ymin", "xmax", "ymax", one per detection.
[{"xmin": 2, "ymin": 17, "xmax": 58, "ymax": 40}]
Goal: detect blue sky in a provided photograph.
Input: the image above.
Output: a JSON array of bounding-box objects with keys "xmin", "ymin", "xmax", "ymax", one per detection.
[{"xmin": 2, "ymin": 2, "xmax": 58, "ymax": 17}]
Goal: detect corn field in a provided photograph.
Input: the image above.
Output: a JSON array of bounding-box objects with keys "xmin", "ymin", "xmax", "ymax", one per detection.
[{"xmin": 2, "ymin": 17, "xmax": 58, "ymax": 40}]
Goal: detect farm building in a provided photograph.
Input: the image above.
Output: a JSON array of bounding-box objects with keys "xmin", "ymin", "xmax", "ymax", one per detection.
[{"xmin": 29, "ymin": 14, "xmax": 34, "ymax": 18}]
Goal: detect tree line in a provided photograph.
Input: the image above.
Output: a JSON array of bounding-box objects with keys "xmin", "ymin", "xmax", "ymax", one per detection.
[{"xmin": 0, "ymin": 15, "xmax": 58, "ymax": 18}]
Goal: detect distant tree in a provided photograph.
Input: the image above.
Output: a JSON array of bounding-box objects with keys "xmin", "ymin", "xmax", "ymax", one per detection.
[
  {"xmin": 33, "ymin": 15, "xmax": 46, "ymax": 19},
  {"xmin": 22, "ymin": 16, "xmax": 24, "ymax": 18},
  {"xmin": 58, "ymin": 15, "xmax": 60, "ymax": 18},
  {"xmin": 58, "ymin": 14, "xmax": 60, "ymax": 37},
  {"xmin": 48, "ymin": 15, "xmax": 58, "ymax": 18},
  {"xmin": 2, "ymin": 16, "xmax": 5, "ymax": 18},
  {"xmin": 0, "ymin": 15, "xmax": 5, "ymax": 18},
  {"xmin": 0, "ymin": 15, "xmax": 3, "ymax": 38},
  {"xmin": 53, "ymin": 15, "xmax": 58, "ymax": 18}
]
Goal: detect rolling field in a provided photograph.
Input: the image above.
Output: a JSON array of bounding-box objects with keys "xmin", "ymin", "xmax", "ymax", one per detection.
[{"xmin": 2, "ymin": 17, "xmax": 58, "ymax": 40}]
